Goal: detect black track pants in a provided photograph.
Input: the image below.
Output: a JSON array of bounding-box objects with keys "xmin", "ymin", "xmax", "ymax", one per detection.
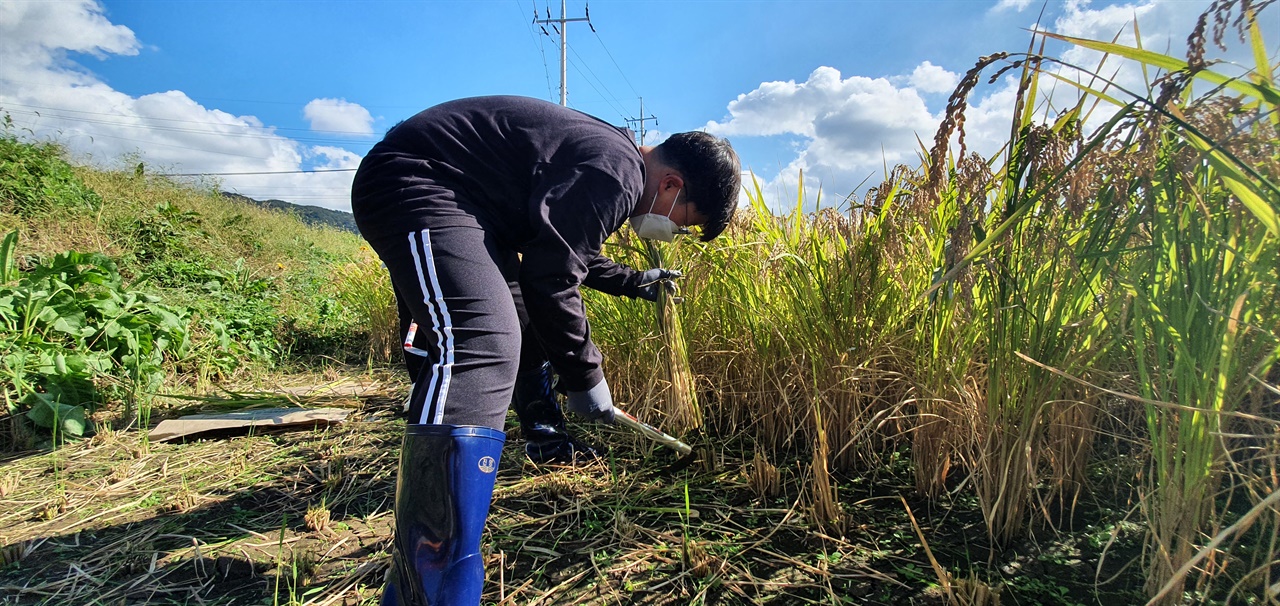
[
  {"xmin": 367, "ymin": 223, "xmax": 521, "ymax": 430},
  {"xmin": 399, "ymin": 274, "xmax": 552, "ymax": 420}
]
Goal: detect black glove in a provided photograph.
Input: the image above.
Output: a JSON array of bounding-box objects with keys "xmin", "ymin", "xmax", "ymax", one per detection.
[
  {"xmin": 566, "ymin": 379, "xmax": 616, "ymax": 424},
  {"xmin": 635, "ymin": 268, "xmax": 683, "ymax": 302}
]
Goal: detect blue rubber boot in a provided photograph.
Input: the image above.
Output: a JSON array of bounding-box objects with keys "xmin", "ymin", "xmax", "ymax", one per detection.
[
  {"xmin": 512, "ymin": 362, "xmax": 605, "ymax": 464},
  {"xmin": 380, "ymin": 424, "xmax": 505, "ymax": 606}
]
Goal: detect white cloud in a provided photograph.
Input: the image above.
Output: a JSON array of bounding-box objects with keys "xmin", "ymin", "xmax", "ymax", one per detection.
[
  {"xmin": 992, "ymin": 0, "xmax": 1034, "ymax": 12},
  {"xmin": 0, "ymin": 0, "xmax": 139, "ymax": 66},
  {"xmin": 0, "ymin": 1, "xmax": 362, "ymax": 212},
  {"xmin": 216, "ymin": 145, "xmax": 358, "ymax": 207},
  {"xmin": 712, "ymin": 0, "xmax": 1234, "ymax": 213},
  {"xmin": 955, "ymin": 75, "xmax": 1021, "ymax": 160},
  {"xmin": 309, "ymin": 145, "xmax": 363, "ymax": 169},
  {"xmin": 1054, "ymin": 0, "xmax": 1157, "ymax": 39},
  {"xmin": 639, "ymin": 128, "xmax": 667, "ymax": 146},
  {"xmin": 706, "ymin": 66, "xmax": 940, "ymax": 211},
  {"xmin": 910, "ymin": 61, "xmax": 960, "ymax": 94},
  {"xmin": 303, "ymin": 98, "xmax": 374, "ymax": 135}
]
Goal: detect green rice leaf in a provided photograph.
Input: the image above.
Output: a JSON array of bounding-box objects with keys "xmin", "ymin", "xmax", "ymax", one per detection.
[
  {"xmin": 1041, "ymin": 70, "xmax": 1126, "ymax": 108},
  {"xmin": 1043, "ymin": 31, "xmax": 1280, "ymax": 106},
  {"xmin": 1182, "ymin": 128, "xmax": 1280, "ymax": 236}
]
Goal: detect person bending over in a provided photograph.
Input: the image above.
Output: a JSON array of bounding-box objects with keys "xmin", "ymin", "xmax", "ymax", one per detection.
[{"xmin": 350, "ymin": 95, "xmax": 739, "ymax": 606}]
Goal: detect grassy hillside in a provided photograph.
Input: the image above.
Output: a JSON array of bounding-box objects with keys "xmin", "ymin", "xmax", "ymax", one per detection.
[
  {"xmin": 220, "ymin": 192, "xmax": 359, "ymax": 234},
  {"xmin": 0, "ymin": 133, "xmax": 387, "ymax": 449}
]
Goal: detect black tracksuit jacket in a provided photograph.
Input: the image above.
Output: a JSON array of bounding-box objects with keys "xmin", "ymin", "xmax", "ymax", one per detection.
[{"xmin": 351, "ymin": 95, "xmax": 651, "ymax": 393}]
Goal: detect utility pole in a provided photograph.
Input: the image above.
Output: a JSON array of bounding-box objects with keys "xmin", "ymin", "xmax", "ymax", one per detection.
[
  {"xmin": 535, "ymin": 0, "xmax": 590, "ymax": 106},
  {"xmin": 626, "ymin": 97, "xmax": 658, "ymax": 145}
]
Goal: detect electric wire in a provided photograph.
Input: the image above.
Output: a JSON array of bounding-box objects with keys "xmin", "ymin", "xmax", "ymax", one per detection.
[
  {"xmin": 2, "ymin": 108, "xmax": 373, "ymax": 147},
  {"xmin": 566, "ymin": 44, "xmax": 630, "ymax": 120},
  {"xmin": 4, "ymin": 2, "xmax": 650, "ymax": 207},
  {"xmin": 531, "ymin": 1, "xmax": 632, "ymax": 121},
  {"xmin": 6, "ymin": 107, "xmax": 360, "ymax": 199},
  {"xmin": 10, "ymin": 124, "xmax": 286, "ymax": 161},
  {"xmin": 589, "ymin": 26, "xmax": 641, "ymax": 99},
  {"xmin": 160, "ymin": 169, "xmax": 356, "ymax": 177},
  {"xmin": 3, "ymin": 109, "xmax": 371, "ymax": 152},
  {"xmin": 0, "ymin": 101, "xmax": 378, "ymax": 137},
  {"xmin": 2, "ymin": 77, "xmax": 421, "ymax": 112},
  {"xmin": 565, "ymin": 56, "xmax": 629, "ymax": 121},
  {"xmin": 517, "ymin": 0, "xmax": 556, "ymax": 102}
]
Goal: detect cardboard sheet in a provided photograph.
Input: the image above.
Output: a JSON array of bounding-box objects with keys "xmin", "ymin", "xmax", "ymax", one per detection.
[{"xmin": 149, "ymin": 407, "xmax": 349, "ymax": 442}]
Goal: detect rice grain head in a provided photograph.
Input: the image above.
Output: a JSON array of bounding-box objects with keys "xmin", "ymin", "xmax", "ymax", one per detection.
[{"xmin": 305, "ymin": 503, "xmax": 331, "ymax": 533}]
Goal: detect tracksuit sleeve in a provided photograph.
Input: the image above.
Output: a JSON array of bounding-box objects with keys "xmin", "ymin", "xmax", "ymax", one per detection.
[
  {"xmin": 519, "ymin": 163, "xmax": 636, "ymax": 392},
  {"xmin": 583, "ymin": 255, "xmax": 644, "ymax": 298}
]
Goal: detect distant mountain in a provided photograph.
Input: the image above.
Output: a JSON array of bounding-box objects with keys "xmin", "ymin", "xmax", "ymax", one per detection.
[{"xmin": 221, "ymin": 192, "xmax": 358, "ymax": 234}]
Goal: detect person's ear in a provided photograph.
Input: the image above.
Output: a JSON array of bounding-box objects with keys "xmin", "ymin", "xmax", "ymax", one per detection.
[{"xmin": 663, "ymin": 174, "xmax": 685, "ymax": 192}]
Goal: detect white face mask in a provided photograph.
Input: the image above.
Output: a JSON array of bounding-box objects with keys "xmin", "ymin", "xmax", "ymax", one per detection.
[{"xmin": 629, "ymin": 189, "xmax": 685, "ymax": 242}]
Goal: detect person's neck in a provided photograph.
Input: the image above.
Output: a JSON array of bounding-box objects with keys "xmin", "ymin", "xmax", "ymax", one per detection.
[{"xmin": 637, "ymin": 147, "xmax": 673, "ymax": 214}]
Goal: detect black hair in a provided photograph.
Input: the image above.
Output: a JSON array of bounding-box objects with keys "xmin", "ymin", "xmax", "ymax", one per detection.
[{"xmin": 654, "ymin": 132, "xmax": 741, "ymax": 241}]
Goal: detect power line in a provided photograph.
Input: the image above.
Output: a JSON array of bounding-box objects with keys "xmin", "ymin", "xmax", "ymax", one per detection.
[
  {"xmin": 0, "ymin": 101, "xmax": 377, "ymax": 137},
  {"xmin": 589, "ymin": 26, "xmax": 640, "ymax": 99},
  {"xmin": 527, "ymin": 2, "xmax": 645, "ymax": 126},
  {"xmin": 4, "ymin": 107, "xmax": 366, "ymax": 179},
  {"xmin": 160, "ymin": 168, "xmax": 356, "ymax": 177},
  {"xmin": 520, "ymin": 0, "xmax": 557, "ymax": 102},
  {"xmin": 12, "ymin": 125, "xmax": 283, "ymax": 161},
  {"xmin": 3, "ymin": 108, "xmax": 371, "ymax": 149},
  {"xmin": 566, "ymin": 46, "xmax": 629, "ymax": 120},
  {"xmin": 2, "ymin": 102, "xmax": 374, "ymax": 182},
  {"xmin": 0, "ymin": 78, "xmax": 419, "ymax": 112}
]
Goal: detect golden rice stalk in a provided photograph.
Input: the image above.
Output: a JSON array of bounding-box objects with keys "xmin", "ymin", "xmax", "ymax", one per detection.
[
  {"xmin": 162, "ymin": 489, "xmax": 201, "ymax": 514},
  {"xmin": 749, "ymin": 448, "xmax": 781, "ymax": 500},
  {"xmin": 901, "ymin": 495, "xmax": 958, "ymax": 605},
  {"xmin": 0, "ymin": 540, "xmax": 34, "ymax": 569},
  {"xmin": 955, "ymin": 574, "xmax": 1003, "ymax": 606},
  {"xmin": 333, "ymin": 246, "xmax": 398, "ymax": 364},
  {"xmin": 915, "ymin": 378, "xmax": 982, "ymax": 499},
  {"xmin": 323, "ymin": 454, "xmax": 346, "ymax": 491},
  {"xmin": 975, "ymin": 411, "xmax": 1035, "ymax": 549},
  {"xmin": 682, "ymin": 537, "xmax": 714, "ymax": 578},
  {"xmin": 305, "ymin": 503, "xmax": 331, "ymax": 533},
  {"xmin": 0, "ymin": 472, "xmax": 17, "ymax": 498},
  {"xmin": 1044, "ymin": 393, "xmax": 1096, "ymax": 518},
  {"xmin": 912, "ymin": 399, "xmax": 954, "ymax": 499},
  {"xmin": 612, "ymin": 510, "xmax": 637, "ymax": 541},
  {"xmin": 904, "ymin": 494, "xmax": 1004, "ymax": 606},
  {"xmin": 644, "ymin": 239, "xmax": 702, "ymax": 435},
  {"xmin": 807, "ymin": 400, "xmax": 844, "ymax": 534}
]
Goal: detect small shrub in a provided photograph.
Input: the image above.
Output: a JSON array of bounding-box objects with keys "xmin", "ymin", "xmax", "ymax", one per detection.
[
  {"xmin": 0, "ymin": 130, "xmax": 101, "ymax": 217},
  {"xmin": 125, "ymin": 201, "xmax": 203, "ymax": 264}
]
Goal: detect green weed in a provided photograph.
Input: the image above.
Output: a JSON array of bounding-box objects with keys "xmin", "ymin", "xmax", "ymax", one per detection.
[{"xmin": 0, "ymin": 236, "xmax": 189, "ymax": 444}]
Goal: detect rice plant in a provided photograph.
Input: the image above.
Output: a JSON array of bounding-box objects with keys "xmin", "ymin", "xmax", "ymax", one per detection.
[
  {"xmin": 908, "ymin": 153, "xmax": 989, "ymax": 500},
  {"xmin": 897, "ymin": 1, "xmax": 1279, "ymax": 595},
  {"xmin": 1033, "ymin": 3, "xmax": 1279, "ymax": 599},
  {"xmin": 332, "ymin": 246, "xmax": 397, "ymax": 365}
]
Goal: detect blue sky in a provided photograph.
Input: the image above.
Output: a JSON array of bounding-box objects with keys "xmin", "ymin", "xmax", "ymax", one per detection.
[{"xmin": 1, "ymin": 0, "xmax": 1266, "ymax": 212}]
